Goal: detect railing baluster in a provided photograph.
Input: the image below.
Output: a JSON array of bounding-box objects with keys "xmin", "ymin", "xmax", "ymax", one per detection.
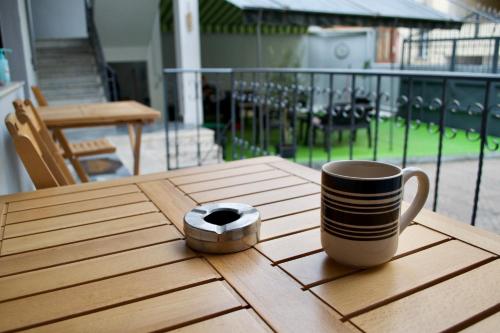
[
  {"xmin": 349, "ymin": 75, "xmax": 356, "ymax": 160},
  {"xmin": 373, "ymin": 75, "xmax": 382, "ymax": 161},
  {"xmin": 278, "ymin": 73, "xmax": 284, "ymax": 157},
  {"xmin": 194, "ymin": 71, "xmax": 201, "ymax": 166},
  {"xmin": 307, "ymin": 73, "xmax": 315, "ymax": 167},
  {"xmin": 215, "ymin": 73, "xmax": 222, "ymax": 163},
  {"xmin": 230, "ymin": 72, "xmax": 237, "ymax": 160},
  {"xmin": 264, "ymin": 73, "xmax": 271, "ymax": 154},
  {"xmin": 239, "ymin": 76, "xmax": 245, "ymax": 160},
  {"xmin": 402, "ymin": 78, "xmax": 413, "ymax": 168},
  {"xmin": 164, "ymin": 74, "xmax": 171, "ymax": 170},
  {"xmin": 327, "ymin": 73, "xmax": 334, "ymax": 162},
  {"xmin": 292, "ymin": 73, "xmax": 298, "ymax": 162},
  {"xmin": 251, "ymin": 73, "xmax": 257, "ymax": 156},
  {"xmin": 433, "ymin": 78, "xmax": 447, "ymax": 211},
  {"xmin": 174, "ymin": 73, "xmax": 180, "ymax": 169},
  {"xmin": 471, "ymin": 80, "xmax": 491, "ymax": 226}
]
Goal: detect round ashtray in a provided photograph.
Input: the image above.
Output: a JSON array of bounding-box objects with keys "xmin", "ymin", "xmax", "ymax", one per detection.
[{"xmin": 183, "ymin": 202, "xmax": 261, "ymax": 254}]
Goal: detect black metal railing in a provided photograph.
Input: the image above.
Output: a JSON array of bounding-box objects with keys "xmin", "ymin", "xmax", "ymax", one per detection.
[
  {"xmin": 85, "ymin": 0, "xmax": 118, "ymax": 101},
  {"xmin": 163, "ymin": 68, "xmax": 500, "ymax": 227},
  {"xmin": 401, "ymin": 36, "xmax": 500, "ymax": 73}
]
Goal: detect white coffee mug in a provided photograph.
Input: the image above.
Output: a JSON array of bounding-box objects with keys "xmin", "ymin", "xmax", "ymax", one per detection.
[{"xmin": 321, "ymin": 160, "xmax": 429, "ymax": 268}]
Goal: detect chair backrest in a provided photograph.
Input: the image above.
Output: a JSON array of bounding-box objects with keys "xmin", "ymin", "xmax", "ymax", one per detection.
[
  {"xmin": 31, "ymin": 86, "xmax": 49, "ymax": 107},
  {"xmin": 12, "ymin": 100, "xmax": 75, "ymax": 186},
  {"xmin": 5, "ymin": 112, "xmax": 62, "ymax": 189}
]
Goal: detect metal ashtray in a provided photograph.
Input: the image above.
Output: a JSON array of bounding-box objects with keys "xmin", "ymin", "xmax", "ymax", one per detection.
[{"xmin": 184, "ymin": 202, "xmax": 261, "ymax": 254}]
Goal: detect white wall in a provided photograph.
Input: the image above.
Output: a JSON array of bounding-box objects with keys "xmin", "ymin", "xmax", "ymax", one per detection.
[
  {"xmin": 0, "ymin": 0, "xmax": 39, "ymax": 194},
  {"xmin": 147, "ymin": 14, "xmax": 165, "ymax": 113},
  {"xmin": 31, "ymin": 0, "xmax": 87, "ymax": 39}
]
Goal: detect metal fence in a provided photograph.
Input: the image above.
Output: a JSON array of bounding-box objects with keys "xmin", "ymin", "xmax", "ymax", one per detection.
[
  {"xmin": 401, "ymin": 36, "xmax": 500, "ymax": 73},
  {"xmin": 163, "ymin": 68, "xmax": 500, "ymax": 226}
]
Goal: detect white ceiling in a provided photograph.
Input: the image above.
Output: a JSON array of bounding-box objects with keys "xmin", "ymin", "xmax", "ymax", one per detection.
[{"xmin": 94, "ymin": 0, "xmax": 159, "ymax": 47}]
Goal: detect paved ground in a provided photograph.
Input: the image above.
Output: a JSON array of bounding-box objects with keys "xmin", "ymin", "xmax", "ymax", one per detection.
[{"xmin": 402, "ymin": 158, "xmax": 500, "ymax": 234}]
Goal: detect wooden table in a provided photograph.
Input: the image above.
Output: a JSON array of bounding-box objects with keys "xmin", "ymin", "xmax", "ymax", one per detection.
[
  {"xmin": 39, "ymin": 101, "xmax": 161, "ymax": 175},
  {"xmin": 0, "ymin": 156, "xmax": 498, "ymax": 332}
]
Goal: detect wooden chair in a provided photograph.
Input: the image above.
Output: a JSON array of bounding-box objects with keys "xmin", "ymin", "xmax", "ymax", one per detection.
[
  {"xmin": 5, "ymin": 111, "xmax": 74, "ymax": 189},
  {"xmin": 14, "ymin": 99, "xmax": 116, "ymax": 182},
  {"xmin": 31, "ymin": 86, "xmax": 49, "ymax": 107}
]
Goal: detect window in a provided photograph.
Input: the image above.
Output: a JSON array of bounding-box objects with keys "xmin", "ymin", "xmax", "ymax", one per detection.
[
  {"xmin": 376, "ymin": 28, "xmax": 398, "ymax": 63},
  {"xmin": 417, "ymin": 29, "xmax": 429, "ymax": 59}
]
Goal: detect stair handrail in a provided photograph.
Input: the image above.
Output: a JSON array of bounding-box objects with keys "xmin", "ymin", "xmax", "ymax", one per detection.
[{"xmin": 85, "ymin": 0, "xmax": 115, "ymax": 101}]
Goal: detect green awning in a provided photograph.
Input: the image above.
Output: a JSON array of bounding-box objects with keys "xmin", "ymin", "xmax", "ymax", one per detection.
[{"xmin": 161, "ymin": 0, "xmax": 462, "ymax": 34}]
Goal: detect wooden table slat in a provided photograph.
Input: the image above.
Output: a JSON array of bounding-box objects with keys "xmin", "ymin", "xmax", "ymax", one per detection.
[
  {"xmin": 5, "ymin": 192, "xmax": 149, "ymax": 225},
  {"xmin": 39, "ymin": 101, "xmax": 160, "ymax": 127},
  {"xmin": 170, "ymin": 164, "xmax": 274, "ymax": 185},
  {"xmin": 180, "ymin": 169, "xmax": 290, "ymax": 194},
  {"xmin": 351, "ymin": 260, "xmax": 500, "ymax": 333},
  {"xmin": 139, "ymin": 180, "xmax": 196, "ymax": 232},
  {"xmin": 0, "ymin": 240, "xmax": 195, "ymax": 302},
  {"xmin": 1, "ymin": 212, "xmax": 168, "ymax": 255},
  {"xmin": 257, "ymin": 193, "xmax": 320, "ymax": 221},
  {"xmin": 280, "ymin": 225, "xmax": 451, "ymax": 287},
  {"xmin": 311, "ymin": 240, "xmax": 495, "ymax": 317},
  {"xmin": 6, "ymin": 185, "xmax": 140, "ymax": 213},
  {"xmin": 460, "ymin": 310, "xmax": 500, "ymax": 333},
  {"xmin": 255, "ymin": 228, "xmax": 322, "ymax": 263},
  {"xmin": 207, "ymin": 249, "xmax": 350, "ymax": 333},
  {"xmin": 170, "ymin": 309, "xmax": 272, "ymax": 333},
  {"xmin": 0, "ymin": 258, "xmax": 220, "ymax": 332},
  {"xmin": 0, "ymin": 225, "xmax": 181, "ymax": 277},
  {"xmin": 24, "ymin": 281, "xmax": 245, "ymax": 333},
  {"xmin": 217, "ymin": 183, "xmax": 320, "ymax": 207},
  {"xmin": 161, "ymin": 155, "xmax": 282, "ymax": 179},
  {"xmin": 3, "ymin": 201, "xmax": 159, "ymax": 239},
  {"xmin": 260, "ymin": 209, "xmax": 320, "ymax": 241},
  {"xmin": 190, "ymin": 176, "xmax": 307, "ymax": 204}
]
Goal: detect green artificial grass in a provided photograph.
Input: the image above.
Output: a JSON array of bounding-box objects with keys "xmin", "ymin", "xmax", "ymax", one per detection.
[{"xmin": 223, "ymin": 120, "xmax": 490, "ymax": 163}]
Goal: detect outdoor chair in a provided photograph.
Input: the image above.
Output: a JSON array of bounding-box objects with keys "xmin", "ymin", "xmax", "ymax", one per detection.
[
  {"xmin": 5, "ymin": 110, "xmax": 75, "ymax": 189},
  {"xmin": 31, "ymin": 86, "xmax": 49, "ymax": 107},
  {"xmin": 12, "ymin": 99, "xmax": 116, "ymax": 182},
  {"xmin": 299, "ymin": 100, "xmax": 373, "ymax": 149}
]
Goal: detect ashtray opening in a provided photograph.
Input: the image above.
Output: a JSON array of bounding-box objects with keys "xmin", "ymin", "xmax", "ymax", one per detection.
[{"xmin": 204, "ymin": 208, "xmax": 241, "ymax": 226}]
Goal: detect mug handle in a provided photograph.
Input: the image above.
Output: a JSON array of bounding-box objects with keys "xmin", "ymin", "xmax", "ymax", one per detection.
[{"xmin": 400, "ymin": 167, "xmax": 430, "ymax": 233}]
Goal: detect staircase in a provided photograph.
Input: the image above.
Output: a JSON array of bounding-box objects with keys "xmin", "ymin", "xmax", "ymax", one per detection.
[{"xmin": 35, "ymin": 38, "xmax": 107, "ymax": 105}]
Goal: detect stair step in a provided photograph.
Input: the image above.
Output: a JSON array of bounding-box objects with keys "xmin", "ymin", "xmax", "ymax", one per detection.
[
  {"xmin": 39, "ymin": 75, "xmax": 102, "ymax": 87},
  {"xmin": 37, "ymin": 57, "xmax": 96, "ymax": 67},
  {"xmin": 38, "ymin": 69, "xmax": 99, "ymax": 79},
  {"xmin": 38, "ymin": 64, "xmax": 97, "ymax": 72},
  {"xmin": 48, "ymin": 97, "xmax": 107, "ymax": 106},
  {"xmin": 36, "ymin": 38, "xmax": 90, "ymax": 49},
  {"xmin": 44, "ymin": 87, "xmax": 104, "ymax": 98},
  {"xmin": 35, "ymin": 38, "xmax": 107, "ymax": 106}
]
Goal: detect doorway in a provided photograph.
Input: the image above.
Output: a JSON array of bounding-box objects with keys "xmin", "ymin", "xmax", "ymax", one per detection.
[{"xmin": 109, "ymin": 61, "xmax": 150, "ymax": 106}]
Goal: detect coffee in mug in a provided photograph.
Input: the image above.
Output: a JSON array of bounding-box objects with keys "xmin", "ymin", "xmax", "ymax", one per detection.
[{"xmin": 321, "ymin": 160, "xmax": 429, "ymax": 268}]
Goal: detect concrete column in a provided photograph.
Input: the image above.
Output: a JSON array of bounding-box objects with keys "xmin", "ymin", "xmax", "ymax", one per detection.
[{"xmin": 173, "ymin": 0, "xmax": 203, "ymax": 125}]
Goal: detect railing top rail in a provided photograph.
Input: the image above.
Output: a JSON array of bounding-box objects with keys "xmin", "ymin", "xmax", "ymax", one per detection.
[
  {"xmin": 404, "ymin": 36, "xmax": 500, "ymax": 43},
  {"xmin": 163, "ymin": 67, "xmax": 500, "ymax": 81}
]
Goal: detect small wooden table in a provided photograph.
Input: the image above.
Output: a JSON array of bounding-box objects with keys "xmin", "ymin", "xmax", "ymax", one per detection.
[
  {"xmin": 0, "ymin": 156, "xmax": 498, "ymax": 332},
  {"xmin": 38, "ymin": 101, "xmax": 161, "ymax": 175}
]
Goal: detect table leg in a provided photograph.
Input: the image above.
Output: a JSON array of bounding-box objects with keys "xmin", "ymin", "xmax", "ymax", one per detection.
[{"xmin": 134, "ymin": 125, "xmax": 143, "ymax": 175}]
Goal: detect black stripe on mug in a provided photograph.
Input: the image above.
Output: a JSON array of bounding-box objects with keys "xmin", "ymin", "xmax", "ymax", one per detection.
[
  {"xmin": 322, "ymin": 197, "xmax": 401, "ymax": 214},
  {"xmin": 322, "ymin": 222, "xmax": 399, "ymax": 237},
  {"xmin": 322, "ymin": 226, "xmax": 398, "ymax": 241},
  {"xmin": 322, "ymin": 173, "xmax": 402, "ymax": 194},
  {"xmin": 322, "ymin": 186, "xmax": 402, "ymax": 201},
  {"xmin": 321, "ymin": 194, "xmax": 401, "ymax": 208},
  {"xmin": 322, "ymin": 218, "xmax": 399, "ymax": 232},
  {"xmin": 321, "ymin": 205, "xmax": 400, "ymax": 226}
]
